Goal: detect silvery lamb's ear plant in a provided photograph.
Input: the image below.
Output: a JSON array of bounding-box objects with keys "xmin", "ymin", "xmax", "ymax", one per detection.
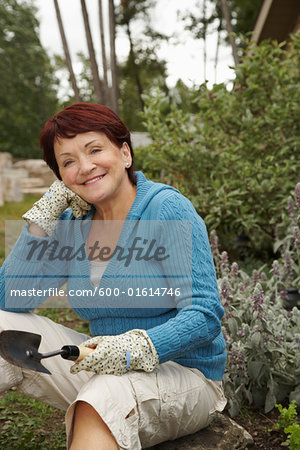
[
  {"xmin": 269, "ymin": 183, "xmax": 300, "ymax": 297},
  {"xmin": 210, "ymin": 183, "xmax": 300, "ymax": 417}
]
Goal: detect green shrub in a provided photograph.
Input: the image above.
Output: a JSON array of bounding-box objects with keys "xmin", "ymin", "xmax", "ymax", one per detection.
[
  {"xmin": 274, "ymin": 400, "xmax": 298, "ymax": 431},
  {"xmin": 273, "ymin": 401, "xmax": 300, "ymax": 450},
  {"xmin": 270, "ymin": 183, "xmax": 300, "ymax": 296},
  {"xmin": 284, "ymin": 423, "xmax": 300, "ymax": 450},
  {"xmin": 140, "ymin": 32, "xmax": 300, "ymax": 258},
  {"xmin": 212, "ymin": 182, "xmax": 300, "ymax": 417}
]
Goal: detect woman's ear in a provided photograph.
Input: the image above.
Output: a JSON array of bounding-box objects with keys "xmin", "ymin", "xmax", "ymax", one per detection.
[{"xmin": 120, "ymin": 143, "xmax": 131, "ymax": 165}]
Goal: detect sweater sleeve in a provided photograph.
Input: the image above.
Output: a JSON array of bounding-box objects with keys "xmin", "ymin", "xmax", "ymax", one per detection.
[
  {"xmin": 0, "ymin": 225, "xmax": 68, "ymax": 312},
  {"xmin": 146, "ymin": 192, "xmax": 224, "ymax": 363}
]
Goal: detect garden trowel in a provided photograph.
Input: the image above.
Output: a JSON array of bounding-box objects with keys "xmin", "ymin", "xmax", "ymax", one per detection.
[{"xmin": 0, "ymin": 330, "xmax": 93, "ymax": 375}]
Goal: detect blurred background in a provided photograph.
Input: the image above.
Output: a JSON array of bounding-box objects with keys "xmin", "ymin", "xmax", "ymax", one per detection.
[{"xmin": 0, "ymin": 0, "xmax": 299, "ymax": 263}]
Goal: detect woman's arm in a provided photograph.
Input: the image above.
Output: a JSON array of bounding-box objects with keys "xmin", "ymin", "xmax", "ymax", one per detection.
[
  {"xmin": 0, "ymin": 225, "xmax": 68, "ymax": 311},
  {"xmin": 146, "ymin": 192, "xmax": 224, "ymax": 362},
  {"xmin": 0, "ymin": 181, "xmax": 91, "ymax": 312},
  {"xmin": 28, "ymin": 223, "xmax": 47, "ymax": 237}
]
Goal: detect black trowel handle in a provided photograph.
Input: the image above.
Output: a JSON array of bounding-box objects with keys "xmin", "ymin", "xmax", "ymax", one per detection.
[{"xmin": 61, "ymin": 345, "xmax": 94, "ymax": 362}]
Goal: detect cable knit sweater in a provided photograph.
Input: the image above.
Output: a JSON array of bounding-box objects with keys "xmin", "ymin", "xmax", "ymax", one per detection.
[{"xmin": 0, "ymin": 172, "xmax": 226, "ymax": 380}]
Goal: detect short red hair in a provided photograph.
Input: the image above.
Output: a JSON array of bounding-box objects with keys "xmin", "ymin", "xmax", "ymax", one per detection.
[{"xmin": 40, "ymin": 102, "xmax": 136, "ymax": 184}]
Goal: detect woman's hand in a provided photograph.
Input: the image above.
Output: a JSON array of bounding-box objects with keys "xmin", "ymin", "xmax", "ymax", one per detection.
[
  {"xmin": 22, "ymin": 180, "xmax": 91, "ymax": 236},
  {"xmin": 70, "ymin": 329, "xmax": 159, "ymax": 376}
]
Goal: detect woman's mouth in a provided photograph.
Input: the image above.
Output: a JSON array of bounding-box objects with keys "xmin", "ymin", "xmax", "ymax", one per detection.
[{"xmin": 83, "ymin": 174, "xmax": 106, "ymax": 185}]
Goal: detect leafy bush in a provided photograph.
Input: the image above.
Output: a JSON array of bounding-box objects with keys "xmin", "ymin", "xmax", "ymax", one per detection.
[
  {"xmin": 270, "ymin": 183, "xmax": 300, "ymax": 296},
  {"xmin": 273, "ymin": 401, "xmax": 300, "ymax": 450},
  {"xmin": 0, "ymin": 0, "xmax": 58, "ymax": 158},
  {"xmin": 140, "ymin": 32, "xmax": 300, "ymax": 258},
  {"xmin": 212, "ymin": 182, "xmax": 300, "ymax": 417},
  {"xmin": 284, "ymin": 423, "xmax": 300, "ymax": 450},
  {"xmin": 273, "ymin": 400, "xmax": 298, "ymax": 431}
]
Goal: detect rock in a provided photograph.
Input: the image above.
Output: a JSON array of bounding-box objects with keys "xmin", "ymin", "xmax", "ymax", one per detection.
[
  {"xmin": 0, "ymin": 174, "xmax": 4, "ymax": 206},
  {"xmin": 13, "ymin": 159, "xmax": 56, "ymax": 186},
  {"xmin": 0, "ymin": 152, "xmax": 13, "ymax": 171},
  {"xmin": 3, "ymin": 168, "xmax": 29, "ymax": 179},
  {"xmin": 3, "ymin": 174, "xmax": 23, "ymax": 202},
  {"xmin": 20, "ymin": 177, "xmax": 45, "ymax": 189},
  {"xmin": 2, "ymin": 168, "xmax": 28, "ymax": 202},
  {"xmin": 20, "ymin": 178, "xmax": 50, "ymax": 195},
  {"xmin": 21, "ymin": 186, "xmax": 49, "ymax": 196},
  {"xmin": 147, "ymin": 412, "xmax": 254, "ymax": 449}
]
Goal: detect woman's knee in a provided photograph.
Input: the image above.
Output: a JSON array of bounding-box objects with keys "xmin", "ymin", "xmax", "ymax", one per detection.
[{"xmin": 70, "ymin": 401, "xmax": 119, "ymax": 450}]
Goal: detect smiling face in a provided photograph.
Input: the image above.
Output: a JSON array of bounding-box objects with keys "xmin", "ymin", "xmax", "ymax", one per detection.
[{"xmin": 54, "ymin": 131, "xmax": 133, "ymax": 210}]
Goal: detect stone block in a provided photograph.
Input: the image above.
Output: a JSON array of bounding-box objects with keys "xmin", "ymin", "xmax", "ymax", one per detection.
[
  {"xmin": 148, "ymin": 412, "xmax": 254, "ymax": 449},
  {"xmin": 20, "ymin": 177, "xmax": 45, "ymax": 189},
  {"xmin": 13, "ymin": 159, "xmax": 56, "ymax": 186},
  {"xmin": 3, "ymin": 168, "xmax": 29, "ymax": 179},
  {"xmin": 21, "ymin": 186, "xmax": 48, "ymax": 196},
  {"xmin": 3, "ymin": 174, "xmax": 23, "ymax": 202},
  {"xmin": 0, "ymin": 152, "xmax": 13, "ymax": 172},
  {"xmin": 0, "ymin": 174, "xmax": 4, "ymax": 206}
]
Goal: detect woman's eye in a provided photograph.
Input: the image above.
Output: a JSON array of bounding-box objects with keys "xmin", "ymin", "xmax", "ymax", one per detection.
[
  {"xmin": 63, "ymin": 160, "xmax": 73, "ymax": 167},
  {"xmin": 91, "ymin": 148, "xmax": 101, "ymax": 154}
]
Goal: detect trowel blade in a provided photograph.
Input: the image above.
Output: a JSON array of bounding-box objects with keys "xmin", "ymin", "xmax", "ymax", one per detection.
[{"xmin": 0, "ymin": 330, "xmax": 51, "ymax": 374}]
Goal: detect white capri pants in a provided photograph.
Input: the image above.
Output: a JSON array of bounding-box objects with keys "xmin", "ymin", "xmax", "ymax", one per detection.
[{"xmin": 0, "ymin": 310, "xmax": 227, "ymax": 449}]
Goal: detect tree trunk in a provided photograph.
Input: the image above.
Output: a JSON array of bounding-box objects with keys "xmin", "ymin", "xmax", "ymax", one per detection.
[
  {"xmin": 53, "ymin": 0, "xmax": 81, "ymax": 101},
  {"xmin": 202, "ymin": 0, "xmax": 207, "ymax": 81},
  {"xmin": 108, "ymin": 0, "xmax": 119, "ymax": 112},
  {"xmin": 98, "ymin": 0, "xmax": 109, "ymax": 103},
  {"xmin": 80, "ymin": 0, "xmax": 105, "ymax": 104},
  {"xmin": 126, "ymin": 21, "xmax": 144, "ymax": 110},
  {"xmin": 220, "ymin": 0, "xmax": 239, "ymax": 65},
  {"xmin": 214, "ymin": 17, "xmax": 222, "ymax": 83}
]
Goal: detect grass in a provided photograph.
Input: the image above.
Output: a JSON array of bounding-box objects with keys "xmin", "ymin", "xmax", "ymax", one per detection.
[
  {"xmin": 37, "ymin": 308, "xmax": 89, "ymax": 335},
  {"xmin": 0, "ymin": 195, "xmax": 40, "ymax": 264},
  {"xmin": 0, "ymin": 389, "xmax": 66, "ymax": 449}
]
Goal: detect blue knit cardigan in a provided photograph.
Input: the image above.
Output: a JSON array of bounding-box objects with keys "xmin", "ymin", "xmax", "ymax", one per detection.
[{"xmin": 0, "ymin": 172, "xmax": 226, "ymax": 380}]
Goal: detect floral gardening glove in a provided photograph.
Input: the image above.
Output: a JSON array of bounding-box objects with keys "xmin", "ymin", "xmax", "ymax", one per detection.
[
  {"xmin": 22, "ymin": 180, "xmax": 91, "ymax": 236},
  {"xmin": 70, "ymin": 329, "xmax": 159, "ymax": 375}
]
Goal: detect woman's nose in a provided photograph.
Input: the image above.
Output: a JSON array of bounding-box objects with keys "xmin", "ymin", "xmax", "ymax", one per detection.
[{"xmin": 78, "ymin": 156, "xmax": 96, "ymax": 175}]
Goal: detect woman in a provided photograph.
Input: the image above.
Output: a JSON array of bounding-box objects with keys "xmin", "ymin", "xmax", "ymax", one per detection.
[{"xmin": 0, "ymin": 103, "xmax": 227, "ymax": 449}]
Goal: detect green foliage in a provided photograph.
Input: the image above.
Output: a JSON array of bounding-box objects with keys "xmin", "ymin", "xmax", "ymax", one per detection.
[
  {"xmin": 141, "ymin": 33, "xmax": 300, "ymax": 258},
  {"xmin": 38, "ymin": 307, "xmax": 89, "ymax": 334},
  {"xmin": 116, "ymin": 0, "xmax": 169, "ymax": 129},
  {"xmin": 273, "ymin": 401, "xmax": 300, "ymax": 450},
  {"xmin": 211, "ymin": 182, "xmax": 300, "ymax": 418},
  {"xmin": 269, "ymin": 182, "xmax": 300, "ymax": 300},
  {"xmin": 180, "ymin": 0, "xmax": 219, "ymax": 41},
  {"xmin": 0, "ymin": 0, "xmax": 58, "ymax": 159},
  {"xmin": 274, "ymin": 401, "xmax": 298, "ymax": 431},
  {"xmin": 169, "ymin": 79, "xmax": 201, "ymax": 115},
  {"xmin": 181, "ymin": 0, "xmax": 262, "ymax": 53},
  {"xmin": 228, "ymin": 0, "xmax": 262, "ymax": 36},
  {"xmin": 0, "ymin": 389, "xmax": 65, "ymax": 449},
  {"xmin": 285, "ymin": 423, "xmax": 300, "ymax": 450},
  {"xmin": 118, "ymin": 50, "xmax": 168, "ymax": 131}
]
